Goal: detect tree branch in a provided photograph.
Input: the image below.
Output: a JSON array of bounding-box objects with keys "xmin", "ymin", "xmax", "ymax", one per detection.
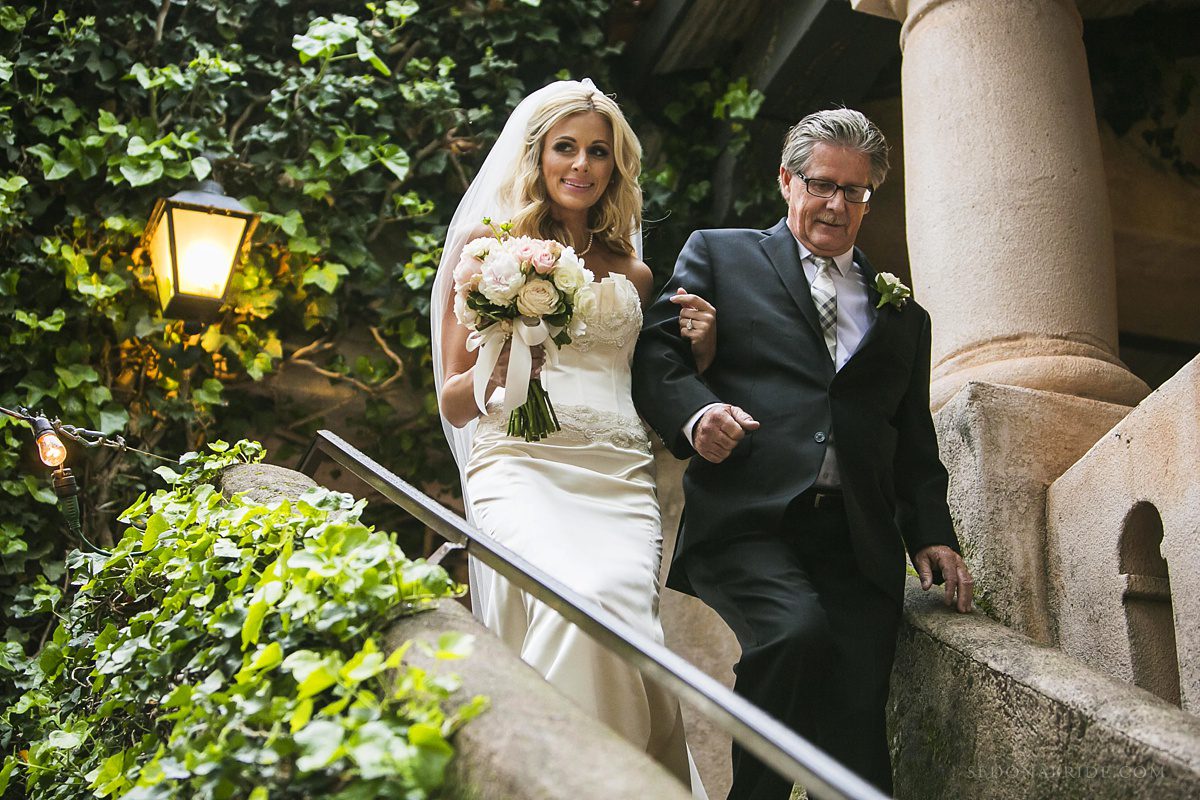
[
  {"xmin": 367, "ymin": 179, "xmax": 405, "ymax": 242},
  {"xmin": 154, "ymin": 0, "xmax": 171, "ymax": 46},
  {"xmin": 289, "ymin": 358, "xmax": 376, "ymax": 394},
  {"xmin": 286, "ymin": 394, "xmax": 358, "ymax": 432},
  {"xmin": 289, "ymin": 337, "xmax": 333, "ymax": 361},
  {"xmin": 370, "ymin": 325, "xmax": 404, "ymax": 379},
  {"xmin": 229, "ymin": 95, "xmax": 269, "ymax": 148}
]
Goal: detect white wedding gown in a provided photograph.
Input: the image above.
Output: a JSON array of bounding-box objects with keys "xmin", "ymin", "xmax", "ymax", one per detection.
[{"xmin": 465, "ymin": 274, "xmax": 705, "ymax": 796}]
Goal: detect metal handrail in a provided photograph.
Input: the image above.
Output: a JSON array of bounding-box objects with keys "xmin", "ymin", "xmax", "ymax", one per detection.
[{"xmin": 299, "ymin": 429, "xmax": 890, "ymax": 800}]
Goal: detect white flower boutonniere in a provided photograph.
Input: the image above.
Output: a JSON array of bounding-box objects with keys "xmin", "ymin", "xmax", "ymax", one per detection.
[{"xmin": 874, "ymin": 272, "xmax": 912, "ymax": 310}]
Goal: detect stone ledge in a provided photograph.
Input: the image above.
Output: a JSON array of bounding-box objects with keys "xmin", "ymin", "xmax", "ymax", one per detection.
[
  {"xmin": 387, "ymin": 600, "xmax": 692, "ymax": 800},
  {"xmin": 933, "ymin": 381, "xmax": 1131, "ymax": 641},
  {"xmin": 890, "ymin": 577, "xmax": 1200, "ymax": 800},
  {"xmin": 217, "ymin": 461, "xmax": 691, "ymax": 800},
  {"xmin": 218, "ymin": 462, "xmax": 319, "ymax": 503}
]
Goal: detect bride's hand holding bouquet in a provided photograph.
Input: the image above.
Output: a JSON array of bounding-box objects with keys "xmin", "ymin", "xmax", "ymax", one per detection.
[{"xmin": 452, "ymin": 219, "xmax": 595, "ymax": 441}]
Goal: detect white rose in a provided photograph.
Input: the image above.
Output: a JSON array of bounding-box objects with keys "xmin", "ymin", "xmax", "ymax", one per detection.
[
  {"xmin": 516, "ymin": 278, "xmax": 562, "ymax": 318},
  {"xmin": 453, "ymin": 291, "xmax": 480, "ymax": 329},
  {"xmin": 463, "ymin": 236, "xmax": 494, "ymax": 261},
  {"xmin": 557, "ymin": 247, "xmax": 581, "ymax": 271},
  {"xmin": 552, "ymin": 257, "xmax": 587, "ymax": 296},
  {"xmin": 568, "ymin": 287, "xmax": 594, "ymax": 339},
  {"xmin": 480, "ymin": 249, "xmax": 525, "ymax": 304},
  {"xmin": 572, "ymin": 284, "xmax": 597, "ymax": 318},
  {"xmin": 569, "ymin": 318, "xmax": 587, "ymax": 340}
]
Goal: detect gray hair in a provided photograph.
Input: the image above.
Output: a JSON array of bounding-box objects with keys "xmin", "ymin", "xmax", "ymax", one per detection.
[{"xmin": 780, "ymin": 108, "xmax": 890, "ymax": 189}]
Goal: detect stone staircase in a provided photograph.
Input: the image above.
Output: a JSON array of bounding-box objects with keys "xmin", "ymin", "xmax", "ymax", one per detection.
[{"xmin": 225, "ymin": 358, "xmax": 1200, "ymax": 800}]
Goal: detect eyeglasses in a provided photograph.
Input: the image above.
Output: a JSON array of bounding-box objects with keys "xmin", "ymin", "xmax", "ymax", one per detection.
[{"xmin": 795, "ymin": 172, "xmax": 873, "ymax": 204}]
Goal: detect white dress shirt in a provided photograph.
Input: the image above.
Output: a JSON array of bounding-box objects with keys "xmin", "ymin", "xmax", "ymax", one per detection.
[{"xmin": 683, "ymin": 237, "xmax": 877, "ymax": 488}]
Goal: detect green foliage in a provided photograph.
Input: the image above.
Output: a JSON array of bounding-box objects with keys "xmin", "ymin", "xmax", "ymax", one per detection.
[
  {"xmin": 0, "ymin": 0, "xmax": 620, "ymax": 707},
  {"xmin": 0, "ymin": 0, "xmax": 772, "ymax": 748},
  {"xmin": 0, "ymin": 440, "xmax": 483, "ymax": 799},
  {"xmin": 638, "ymin": 70, "xmax": 775, "ymax": 282}
]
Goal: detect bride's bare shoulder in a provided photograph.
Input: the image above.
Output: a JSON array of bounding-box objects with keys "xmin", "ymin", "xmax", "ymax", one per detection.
[{"xmin": 622, "ymin": 257, "xmax": 655, "ymax": 303}]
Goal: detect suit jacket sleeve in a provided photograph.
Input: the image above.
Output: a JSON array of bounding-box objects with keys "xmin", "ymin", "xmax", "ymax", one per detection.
[
  {"xmin": 632, "ymin": 230, "xmax": 723, "ymax": 458},
  {"xmin": 893, "ymin": 309, "xmax": 961, "ymax": 558}
]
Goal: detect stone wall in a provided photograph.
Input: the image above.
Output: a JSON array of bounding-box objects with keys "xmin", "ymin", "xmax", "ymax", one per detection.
[
  {"xmin": 890, "ymin": 579, "xmax": 1200, "ymax": 800},
  {"xmin": 388, "ymin": 600, "xmax": 692, "ymax": 800},
  {"xmin": 932, "ymin": 382, "xmax": 1130, "ymax": 641},
  {"xmin": 1047, "ymin": 354, "xmax": 1200, "ymax": 713}
]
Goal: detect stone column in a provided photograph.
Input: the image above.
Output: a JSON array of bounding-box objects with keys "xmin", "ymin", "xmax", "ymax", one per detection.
[
  {"xmin": 852, "ymin": 0, "xmax": 1148, "ymax": 410},
  {"xmin": 849, "ymin": 0, "xmax": 1151, "ymax": 642}
]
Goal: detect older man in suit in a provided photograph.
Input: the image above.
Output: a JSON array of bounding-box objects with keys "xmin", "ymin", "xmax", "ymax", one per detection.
[{"xmin": 632, "ymin": 108, "xmax": 974, "ymax": 800}]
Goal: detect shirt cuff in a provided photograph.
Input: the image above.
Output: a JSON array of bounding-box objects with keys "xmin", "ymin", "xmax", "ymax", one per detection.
[{"xmin": 683, "ymin": 403, "xmax": 724, "ymax": 447}]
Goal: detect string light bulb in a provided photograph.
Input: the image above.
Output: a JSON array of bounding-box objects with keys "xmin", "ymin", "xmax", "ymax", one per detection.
[{"xmin": 32, "ymin": 417, "xmax": 67, "ymax": 468}]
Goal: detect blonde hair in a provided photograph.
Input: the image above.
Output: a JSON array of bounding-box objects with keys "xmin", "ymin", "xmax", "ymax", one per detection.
[{"xmin": 499, "ymin": 87, "xmax": 642, "ymax": 256}]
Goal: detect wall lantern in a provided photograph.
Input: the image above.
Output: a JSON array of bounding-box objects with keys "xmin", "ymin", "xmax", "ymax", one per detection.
[{"xmin": 143, "ymin": 177, "xmax": 259, "ymax": 324}]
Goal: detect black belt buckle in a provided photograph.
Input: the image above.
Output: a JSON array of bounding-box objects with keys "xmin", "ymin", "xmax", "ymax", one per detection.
[{"xmin": 811, "ymin": 490, "xmax": 842, "ymax": 511}]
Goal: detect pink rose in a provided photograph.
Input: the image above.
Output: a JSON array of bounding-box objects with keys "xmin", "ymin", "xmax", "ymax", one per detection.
[
  {"xmin": 531, "ymin": 243, "xmax": 559, "ymax": 275},
  {"xmin": 508, "ymin": 236, "xmax": 539, "ymax": 268}
]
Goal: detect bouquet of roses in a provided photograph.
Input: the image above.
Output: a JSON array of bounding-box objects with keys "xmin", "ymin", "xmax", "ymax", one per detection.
[{"xmin": 452, "ymin": 219, "xmax": 595, "ymax": 441}]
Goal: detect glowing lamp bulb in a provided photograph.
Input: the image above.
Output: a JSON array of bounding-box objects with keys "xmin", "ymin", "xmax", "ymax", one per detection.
[
  {"xmin": 37, "ymin": 432, "xmax": 67, "ymax": 467},
  {"xmin": 32, "ymin": 417, "xmax": 67, "ymax": 467}
]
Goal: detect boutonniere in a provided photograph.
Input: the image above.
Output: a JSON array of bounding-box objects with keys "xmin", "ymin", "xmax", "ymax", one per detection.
[{"xmin": 874, "ymin": 272, "xmax": 912, "ymax": 310}]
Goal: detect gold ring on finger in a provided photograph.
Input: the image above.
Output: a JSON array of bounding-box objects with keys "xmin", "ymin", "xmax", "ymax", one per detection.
[{"xmin": 686, "ymin": 318, "xmax": 694, "ymax": 331}]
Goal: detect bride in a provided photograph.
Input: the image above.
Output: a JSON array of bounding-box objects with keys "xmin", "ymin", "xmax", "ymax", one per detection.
[{"xmin": 431, "ymin": 80, "xmax": 713, "ymax": 795}]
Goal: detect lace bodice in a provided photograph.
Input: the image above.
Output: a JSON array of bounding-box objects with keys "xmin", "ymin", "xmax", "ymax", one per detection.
[{"xmin": 572, "ymin": 273, "xmax": 642, "ymax": 352}]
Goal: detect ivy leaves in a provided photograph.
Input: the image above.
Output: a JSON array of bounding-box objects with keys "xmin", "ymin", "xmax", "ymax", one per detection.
[
  {"xmin": 0, "ymin": 440, "xmax": 484, "ymax": 799},
  {"xmin": 0, "ymin": 0, "xmax": 632, "ymax": 747},
  {"xmin": 294, "ymin": 15, "xmax": 394, "ymax": 77}
]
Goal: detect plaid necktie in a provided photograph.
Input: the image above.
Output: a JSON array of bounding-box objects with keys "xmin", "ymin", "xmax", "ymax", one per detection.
[{"xmin": 810, "ymin": 255, "xmax": 838, "ymax": 363}]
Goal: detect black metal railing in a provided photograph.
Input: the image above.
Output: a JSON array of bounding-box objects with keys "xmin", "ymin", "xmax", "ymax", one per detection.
[{"xmin": 299, "ymin": 430, "xmax": 890, "ymax": 800}]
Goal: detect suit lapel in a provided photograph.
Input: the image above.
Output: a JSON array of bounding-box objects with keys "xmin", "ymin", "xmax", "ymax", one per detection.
[
  {"xmin": 759, "ymin": 227, "xmax": 903, "ymax": 369},
  {"xmin": 858, "ymin": 247, "xmax": 883, "ymax": 309},
  {"xmin": 759, "ymin": 220, "xmax": 825, "ymax": 347},
  {"xmin": 845, "ymin": 247, "xmax": 894, "ymax": 366}
]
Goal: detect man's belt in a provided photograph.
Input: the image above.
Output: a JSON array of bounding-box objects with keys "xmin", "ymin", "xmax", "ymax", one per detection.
[{"xmin": 794, "ymin": 487, "xmax": 844, "ymax": 511}]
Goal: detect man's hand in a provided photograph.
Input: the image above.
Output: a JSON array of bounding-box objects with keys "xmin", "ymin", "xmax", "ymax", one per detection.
[
  {"xmin": 693, "ymin": 404, "xmax": 759, "ymax": 463},
  {"xmin": 671, "ymin": 288, "xmax": 717, "ymax": 373},
  {"xmin": 913, "ymin": 545, "xmax": 974, "ymax": 613}
]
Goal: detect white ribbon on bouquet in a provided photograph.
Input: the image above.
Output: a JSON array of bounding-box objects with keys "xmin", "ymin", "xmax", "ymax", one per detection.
[{"xmin": 468, "ymin": 316, "xmax": 560, "ymax": 414}]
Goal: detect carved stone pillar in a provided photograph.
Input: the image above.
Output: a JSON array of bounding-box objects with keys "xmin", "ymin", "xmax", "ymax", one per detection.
[
  {"xmin": 849, "ymin": 0, "xmax": 1153, "ymax": 642},
  {"xmin": 852, "ymin": 0, "xmax": 1148, "ymax": 410}
]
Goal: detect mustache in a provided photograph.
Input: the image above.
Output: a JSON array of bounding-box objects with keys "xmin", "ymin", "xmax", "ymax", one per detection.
[{"xmin": 815, "ymin": 214, "xmax": 846, "ymax": 225}]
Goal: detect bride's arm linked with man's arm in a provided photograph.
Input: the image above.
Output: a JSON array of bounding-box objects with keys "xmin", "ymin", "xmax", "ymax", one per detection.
[{"xmin": 634, "ymin": 231, "xmax": 756, "ymax": 463}]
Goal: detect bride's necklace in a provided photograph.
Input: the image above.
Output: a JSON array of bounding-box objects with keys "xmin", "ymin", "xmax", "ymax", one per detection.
[{"xmin": 578, "ymin": 231, "xmax": 594, "ymax": 256}]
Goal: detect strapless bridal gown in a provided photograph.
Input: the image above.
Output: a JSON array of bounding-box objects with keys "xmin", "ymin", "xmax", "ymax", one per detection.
[{"xmin": 465, "ymin": 273, "xmax": 704, "ymax": 796}]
